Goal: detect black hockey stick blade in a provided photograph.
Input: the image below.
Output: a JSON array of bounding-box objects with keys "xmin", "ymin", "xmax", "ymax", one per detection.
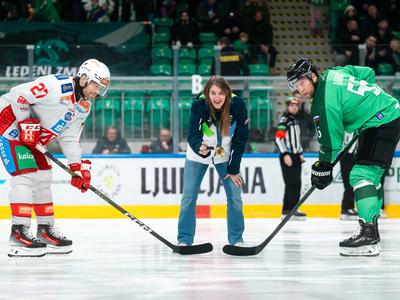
[
  {"xmin": 173, "ymin": 243, "xmax": 213, "ymax": 255},
  {"xmin": 222, "ymin": 244, "xmax": 258, "ymax": 256}
]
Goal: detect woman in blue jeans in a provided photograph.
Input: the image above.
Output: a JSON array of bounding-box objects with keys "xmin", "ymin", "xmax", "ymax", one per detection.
[{"xmin": 177, "ymin": 76, "xmax": 249, "ymax": 246}]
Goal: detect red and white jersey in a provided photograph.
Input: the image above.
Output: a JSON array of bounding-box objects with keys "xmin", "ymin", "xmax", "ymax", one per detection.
[{"xmin": 0, "ymin": 74, "xmax": 91, "ymax": 164}]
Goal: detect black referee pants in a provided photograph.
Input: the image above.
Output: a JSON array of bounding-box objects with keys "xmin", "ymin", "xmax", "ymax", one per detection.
[{"xmin": 279, "ymin": 153, "xmax": 302, "ymax": 212}]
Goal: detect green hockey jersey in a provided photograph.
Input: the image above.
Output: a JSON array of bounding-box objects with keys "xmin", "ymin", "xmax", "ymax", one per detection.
[{"xmin": 311, "ymin": 65, "xmax": 400, "ymax": 162}]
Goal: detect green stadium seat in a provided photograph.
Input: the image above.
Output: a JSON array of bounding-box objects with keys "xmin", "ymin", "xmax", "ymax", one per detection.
[
  {"xmin": 178, "ymin": 64, "xmax": 196, "ymax": 75},
  {"xmin": 124, "ymin": 96, "xmax": 145, "ymax": 134},
  {"xmin": 95, "ymin": 98, "xmax": 121, "ymax": 130},
  {"xmin": 198, "ymin": 64, "xmax": 211, "ymax": 76},
  {"xmin": 178, "ymin": 48, "xmax": 196, "ymax": 64},
  {"xmin": 152, "ymin": 47, "xmax": 172, "ymax": 65},
  {"xmin": 198, "ymin": 47, "xmax": 215, "ymax": 65},
  {"xmin": 249, "ymin": 64, "xmax": 269, "ymax": 76},
  {"xmin": 153, "ymin": 32, "xmax": 170, "ymax": 45},
  {"xmin": 377, "ymin": 63, "xmax": 394, "ymax": 75},
  {"xmin": 154, "ymin": 18, "xmax": 173, "ymax": 33},
  {"xmin": 249, "ymin": 96, "xmax": 273, "ymax": 130},
  {"xmin": 199, "ymin": 32, "xmax": 217, "ymax": 46},
  {"xmin": 150, "ymin": 64, "xmax": 172, "ymax": 76},
  {"xmin": 147, "ymin": 95, "xmax": 171, "ymax": 130},
  {"xmin": 178, "ymin": 95, "xmax": 192, "ymax": 137}
]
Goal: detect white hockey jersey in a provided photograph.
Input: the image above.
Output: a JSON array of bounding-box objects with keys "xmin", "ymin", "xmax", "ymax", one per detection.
[{"xmin": 0, "ymin": 74, "xmax": 91, "ymax": 164}]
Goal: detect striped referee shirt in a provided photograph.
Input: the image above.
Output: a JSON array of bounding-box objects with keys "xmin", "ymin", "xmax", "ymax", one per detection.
[{"xmin": 274, "ymin": 113, "xmax": 303, "ymax": 154}]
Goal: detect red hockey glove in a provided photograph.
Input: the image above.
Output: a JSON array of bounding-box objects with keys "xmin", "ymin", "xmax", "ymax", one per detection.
[
  {"xmin": 18, "ymin": 118, "xmax": 41, "ymax": 149},
  {"xmin": 69, "ymin": 160, "xmax": 92, "ymax": 193}
]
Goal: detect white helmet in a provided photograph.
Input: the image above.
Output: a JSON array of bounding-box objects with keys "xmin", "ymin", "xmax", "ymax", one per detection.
[{"xmin": 77, "ymin": 59, "xmax": 110, "ymax": 96}]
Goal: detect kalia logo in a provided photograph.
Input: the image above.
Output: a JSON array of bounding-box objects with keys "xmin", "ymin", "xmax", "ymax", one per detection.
[{"xmin": 18, "ymin": 153, "xmax": 33, "ymax": 160}]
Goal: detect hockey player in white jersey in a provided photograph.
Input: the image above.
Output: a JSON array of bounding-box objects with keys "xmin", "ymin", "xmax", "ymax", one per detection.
[{"xmin": 0, "ymin": 59, "xmax": 110, "ymax": 257}]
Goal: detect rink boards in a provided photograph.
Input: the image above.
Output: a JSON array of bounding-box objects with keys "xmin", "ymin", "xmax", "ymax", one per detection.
[{"xmin": 1, "ymin": 153, "xmax": 400, "ymax": 218}]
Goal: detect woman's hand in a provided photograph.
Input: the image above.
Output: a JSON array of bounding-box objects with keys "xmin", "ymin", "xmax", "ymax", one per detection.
[
  {"xmin": 199, "ymin": 142, "xmax": 210, "ymax": 155},
  {"xmin": 224, "ymin": 173, "xmax": 243, "ymax": 187}
]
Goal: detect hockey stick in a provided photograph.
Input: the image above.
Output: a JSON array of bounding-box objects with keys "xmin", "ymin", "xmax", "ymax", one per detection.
[
  {"xmin": 35, "ymin": 144, "xmax": 213, "ymax": 255},
  {"xmin": 223, "ymin": 134, "xmax": 359, "ymax": 256}
]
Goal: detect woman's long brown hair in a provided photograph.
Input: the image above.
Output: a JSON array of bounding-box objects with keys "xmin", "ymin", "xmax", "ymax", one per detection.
[{"xmin": 203, "ymin": 76, "xmax": 232, "ymax": 136}]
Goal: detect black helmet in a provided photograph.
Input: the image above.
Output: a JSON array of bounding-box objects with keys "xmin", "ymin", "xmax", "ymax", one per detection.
[{"xmin": 287, "ymin": 58, "xmax": 318, "ymax": 92}]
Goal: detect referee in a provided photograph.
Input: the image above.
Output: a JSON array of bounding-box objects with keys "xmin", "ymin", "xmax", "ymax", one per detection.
[{"xmin": 275, "ymin": 97, "xmax": 306, "ymax": 220}]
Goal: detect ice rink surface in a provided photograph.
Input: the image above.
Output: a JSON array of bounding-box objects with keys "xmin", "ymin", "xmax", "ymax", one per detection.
[{"xmin": 1, "ymin": 218, "xmax": 400, "ymax": 300}]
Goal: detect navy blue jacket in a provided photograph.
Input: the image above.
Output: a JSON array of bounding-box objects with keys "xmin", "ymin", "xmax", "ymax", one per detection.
[{"xmin": 187, "ymin": 95, "xmax": 249, "ymax": 174}]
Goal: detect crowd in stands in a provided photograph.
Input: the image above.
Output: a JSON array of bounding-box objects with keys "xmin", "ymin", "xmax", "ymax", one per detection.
[
  {"xmin": 334, "ymin": 1, "xmax": 400, "ymax": 74},
  {"xmin": 0, "ymin": 1, "xmax": 278, "ymax": 73}
]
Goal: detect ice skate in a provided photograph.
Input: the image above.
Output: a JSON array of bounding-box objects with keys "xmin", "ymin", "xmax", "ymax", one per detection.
[
  {"xmin": 339, "ymin": 219, "xmax": 380, "ymax": 256},
  {"xmin": 37, "ymin": 225, "xmax": 73, "ymax": 254},
  {"xmin": 340, "ymin": 208, "xmax": 358, "ymax": 221},
  {"xmin": 8, "ymin": 225, "xmax": 47, "ymax": 257},
  {"xmin": 282, "ymin": 210, "xmax": 306, "ymax": 221}
]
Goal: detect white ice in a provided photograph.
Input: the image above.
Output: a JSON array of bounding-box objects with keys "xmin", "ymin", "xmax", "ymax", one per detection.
[{"xmin": 1, "ymin": 218, "xmax": 400, "ymax": 300}]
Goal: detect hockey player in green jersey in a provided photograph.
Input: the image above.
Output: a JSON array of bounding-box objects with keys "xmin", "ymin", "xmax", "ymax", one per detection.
[{"xmin": 287, "ymin": 58, "xmax": 400, "ymax": 256}]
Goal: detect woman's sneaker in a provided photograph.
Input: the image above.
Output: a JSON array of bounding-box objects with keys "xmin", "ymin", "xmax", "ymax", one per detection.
[
  {"xmin": 37, "ymin": 225, "xmax": 73, "ymax": 254},
  {"xmin": 8, "ymin": 225, "xmax": 47, "ymax": 257}
]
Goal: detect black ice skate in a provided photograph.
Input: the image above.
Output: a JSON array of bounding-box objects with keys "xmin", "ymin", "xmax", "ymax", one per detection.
[
  {"xmin": 8, "ymin": 225, "xmax": 47, "ymax": 257},
  {"xmin": 339, "ymin": 219, "xmax": 380, "ymax": 256},
  {"xmin": 37, "ymin": 225, "xmax": 73, "ymax": 254},
  {"xmin": 282, "ymin": 210, "xmax": 307, "ymax": 221},
  {"xmin": 340, "ymin": 208, "xmax": 358, "ymax": 221}
]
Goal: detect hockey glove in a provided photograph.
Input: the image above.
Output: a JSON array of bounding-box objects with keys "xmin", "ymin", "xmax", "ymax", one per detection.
[
  {"xmin": 311, "ymin": 161, "xmax": 333, "ymax": 190},
  {"xmin": 18, "ymin": 118, "xmax": 41, "ymax": 149},
  {"xmin": 69, "ymin": 160, "xmax": 92, "ymax": 193}
]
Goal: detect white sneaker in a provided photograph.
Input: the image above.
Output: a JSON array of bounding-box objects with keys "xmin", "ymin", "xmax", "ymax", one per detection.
[
  {"xmin": 233, "ymin": 241, "xmax": 244, "ymax": 247},
  {"xmin": 177, "ymin": 242, "xmax": 188, "ymax": 246}
]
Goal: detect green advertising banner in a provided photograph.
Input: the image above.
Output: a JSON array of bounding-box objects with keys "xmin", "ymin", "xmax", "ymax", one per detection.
[{"xmin": 0, "ymin": 22, "xmax": 150, "ymax": 77}]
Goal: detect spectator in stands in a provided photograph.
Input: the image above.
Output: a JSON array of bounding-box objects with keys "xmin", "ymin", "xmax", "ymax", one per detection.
[
  {"xmin": 387, "ymin": 0, "xmax": 400, "ymax": 31},
  {"xmin": 239, "ymin": 0, "xmax": 270, "ymax": 26},
  {"xmin": 336, "ymin": 19, "xmax": 363, "ymax": 65},
  {"xmin": 309, "ymin": 0, "xmax": 327, "ymax": 36},
  {"xmin": 363, "ymin": 4, "xmax": 381, "ymax": 37},
  {"xmin": 196, "ymin": 0, "xmax": 224, "ymax": 32},
  {"xmin": 233, "ymin": 31, "xmax": 252, "ymax": 63},
  {"xmin": 170, "ymin": 10, "xmax": 199, "ymax": 48},
  {"xmin": 27, "ymin": 0, "xmax": 60, "ymax": 22},
  {"xmin": 365, "ymin": 34, "xmax": 392, "ymax": 73},
  {"xmin": 150, "ymin": 128, "xmax": 175, "ymax": 153},
  {"xmin": 218, "ymin": 10, "xmax": 242, "ymax": 41},
  {"xmin": 365, "ymin": 35, "xmax": 379, "ymax": 71},
  {"xmin": 376, "ymin": 19, "xmax": 394, "ymax": 60},
  {"xmin": 157, "ymin": 0, "xmax": 176, "ymax": 18},
  {"xmin": 336, "ymin": 5, "xmax": 358, "ymax": 37},
  {"xmin": 212, "ymin": 36, "xmax": 249, "ymax": 76},
  {"xmin": 245, "ymin": 9, "xmax": 278, "ymax": 74},
  {"xmin": 0, "ymin": 0, "xmax": 20, "ymax": 20},
  {"xmin": 92, "ymin": 126, "xmax": 131, "ymax": 154},
  {"xmin": 389, "ymin": 38, "xmax": 400, "ymax": 72},
  {"xmin": 82, "ymin": 0, "xmax": 115, "ymax": 22}
]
